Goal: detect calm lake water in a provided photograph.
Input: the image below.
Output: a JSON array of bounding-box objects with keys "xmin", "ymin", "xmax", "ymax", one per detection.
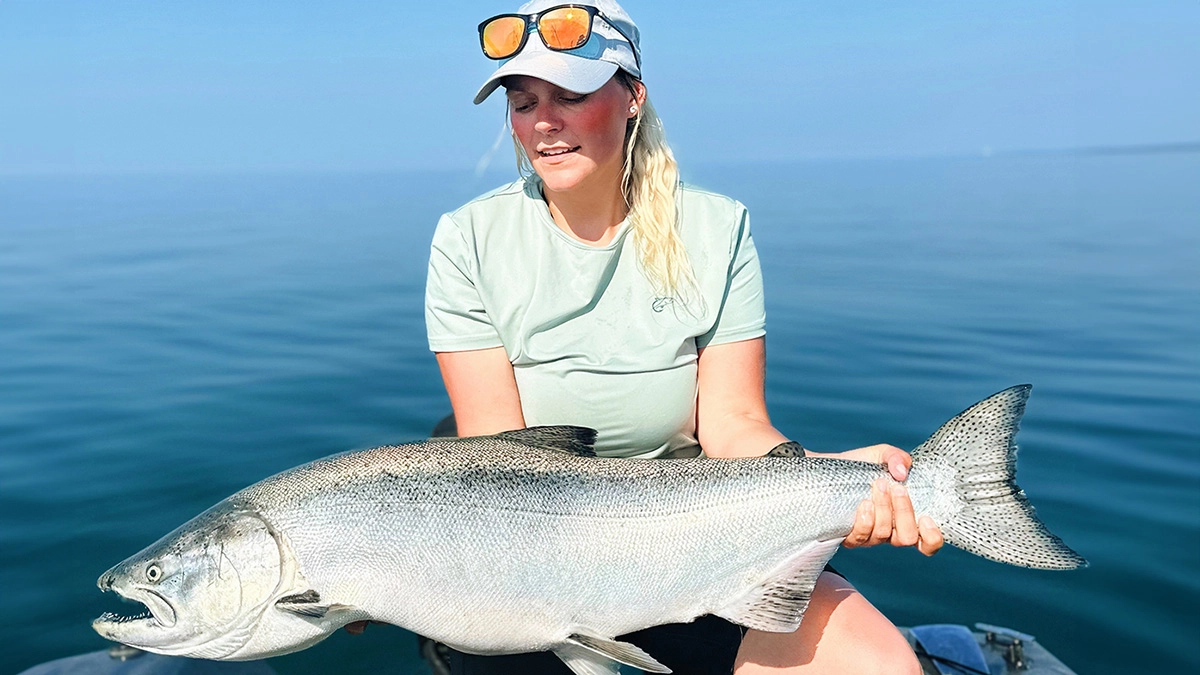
[{"xmin": 2, "ymin": 153, "xmax": 1197, "ymax": 674}]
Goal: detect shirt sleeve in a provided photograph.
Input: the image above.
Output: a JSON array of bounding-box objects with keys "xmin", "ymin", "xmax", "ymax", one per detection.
[
  {"xmin": 697, "ymin": 204, "xmax": 767, "ymax": 348},
  {"xmin": 424, "ymin": 214, "xmax": 505, "ymax": 352}
]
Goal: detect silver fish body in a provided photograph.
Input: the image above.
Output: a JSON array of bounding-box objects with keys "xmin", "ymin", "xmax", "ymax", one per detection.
[{"xmin": 94, "ymin": 386, "xmax": 1085, "ymax": 674}]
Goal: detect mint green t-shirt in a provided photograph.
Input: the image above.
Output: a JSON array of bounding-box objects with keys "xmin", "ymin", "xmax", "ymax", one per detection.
[{"xmin": 425, "ymin": 176, "xmax": 765, "ymax": 458}]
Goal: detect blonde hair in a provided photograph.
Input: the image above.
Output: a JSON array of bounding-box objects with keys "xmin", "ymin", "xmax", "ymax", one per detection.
[{"xmin": 511, "ymin": 75, "xmax": 695, "ymax": 298}]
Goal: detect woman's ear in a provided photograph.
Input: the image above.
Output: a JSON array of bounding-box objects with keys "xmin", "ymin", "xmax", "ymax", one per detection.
[{"xmin": 628, "ymin": 81, "xmax": 648, "ymax": 117}]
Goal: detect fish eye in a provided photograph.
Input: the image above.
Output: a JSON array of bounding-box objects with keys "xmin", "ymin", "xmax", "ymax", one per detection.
[{"xmin": 145, "ymin": 564, "xmax": 162, "ymax": 583}]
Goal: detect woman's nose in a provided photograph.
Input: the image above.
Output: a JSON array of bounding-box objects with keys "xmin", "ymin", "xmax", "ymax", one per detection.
[{"xmin": 534, "ymin": 112, "xmax": 561, "ymax": 134}]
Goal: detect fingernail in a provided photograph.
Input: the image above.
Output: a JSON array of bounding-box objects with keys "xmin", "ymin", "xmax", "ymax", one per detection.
[
  {"xmin": 891, "ymin": 484, "xmax": 907, "ymax": 497},
  {"xmin": 896, "ymin": 465, "xmax": 908, "ymax": 480},
  {"xmin": 859, "ymin": 502, "xmax": 873, "ymax": 522}
]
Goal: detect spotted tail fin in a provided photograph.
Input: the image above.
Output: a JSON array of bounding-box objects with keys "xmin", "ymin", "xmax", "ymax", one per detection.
[{"xmin": 910, "ymin": 385, "xmax": 1087, "ymax": 570}]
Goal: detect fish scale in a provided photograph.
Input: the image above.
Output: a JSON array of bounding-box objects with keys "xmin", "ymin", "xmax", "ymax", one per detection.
[{"xmin": 94, "ymin": 385, "xmax": 1085, "ymax": 674}]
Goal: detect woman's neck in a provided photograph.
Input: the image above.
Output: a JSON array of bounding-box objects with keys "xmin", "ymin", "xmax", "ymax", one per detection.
[{"xmin": 540, "ymin": 174, "xmax": 629, "ymax": 247}]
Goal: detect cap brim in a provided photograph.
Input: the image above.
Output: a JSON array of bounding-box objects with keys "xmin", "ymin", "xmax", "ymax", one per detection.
[{"xmin": 474, "ymin": 50, "xmax": 619, "ymax": 105}]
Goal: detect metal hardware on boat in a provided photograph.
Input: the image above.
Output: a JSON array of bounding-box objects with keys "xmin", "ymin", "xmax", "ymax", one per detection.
[
  {"xmin": 975, "ymin": 623, "xmax": 1035, "ymax": 642},
  {"xmin": 977, "ymin": 623, "xmax": 1031, "ymax": 670},
  {"xmin": 107, "ymin": 644, "xmax": 144, "ymax": 661},
  {"xmin": 1004, "ymin": 638, "xmax": 1027, "ymax": 670}
]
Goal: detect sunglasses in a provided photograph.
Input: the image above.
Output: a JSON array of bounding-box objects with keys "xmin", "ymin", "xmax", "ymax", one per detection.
[{"xmin": 478, "ymin": 4, "xmax": 640, "ymax": 69}]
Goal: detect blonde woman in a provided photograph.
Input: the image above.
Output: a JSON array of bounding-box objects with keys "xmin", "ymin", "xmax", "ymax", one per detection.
[{"xmin": 424, "ymin": 1, "xmax": 941, "ymax": 673}]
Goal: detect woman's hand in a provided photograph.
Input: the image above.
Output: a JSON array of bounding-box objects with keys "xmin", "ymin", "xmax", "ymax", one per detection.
[{"xmin": 831, "ymin": 444, "xmax": 944, "ymax": 555}]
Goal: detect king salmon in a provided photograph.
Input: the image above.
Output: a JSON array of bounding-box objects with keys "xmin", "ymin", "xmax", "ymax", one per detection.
[{"xmin": 93, "ymin": 385, "xmax": 1085, "ymax": 674}]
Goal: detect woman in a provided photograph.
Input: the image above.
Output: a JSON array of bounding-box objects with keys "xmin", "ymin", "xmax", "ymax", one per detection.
[{"xmin": 424, "ymin": 1, "xmax": 942, "ymax": 672}]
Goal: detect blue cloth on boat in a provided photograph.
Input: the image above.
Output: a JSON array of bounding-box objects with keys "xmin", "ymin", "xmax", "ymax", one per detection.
[{"xmin": 911, "ymin": 624, "xmax": 990, "ymax": 675}]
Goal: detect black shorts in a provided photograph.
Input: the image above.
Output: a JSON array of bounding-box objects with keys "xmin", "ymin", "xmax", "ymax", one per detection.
[
  {"xmin": 445, "ymin": 565, "xmax": 844, "ymax": 675},
  {"xmin": 447, "ymin": 614, "xmax": 743, "ymax": 675}
]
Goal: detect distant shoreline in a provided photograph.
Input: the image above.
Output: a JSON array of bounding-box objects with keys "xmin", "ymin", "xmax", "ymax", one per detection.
[{"xmin": 1001, "ymin": 141, "xmax": 1200, "ymax": 157}]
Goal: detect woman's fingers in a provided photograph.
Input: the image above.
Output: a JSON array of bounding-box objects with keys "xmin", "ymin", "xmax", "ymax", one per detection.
[
  {"xmin": 870, "ymin": 478, "xmax": 893, "ymax": 545},
  {"xmin": 880, "ymin": 446, "xmax": 911, "ymax": 481},
  {"xmin": 917, "ymin": 516, "xmax": 944, "ymax": 556},
  {"xmin": 890, "ymin": 483, "xmax": 919, "ymax": 547},
  {"xmin": 841, "ymin": 472, "xmax": 944, "ymax": 553},
  {"xmin": 843, "ymin": 499, "xmax": 875, "ymax": 548}
]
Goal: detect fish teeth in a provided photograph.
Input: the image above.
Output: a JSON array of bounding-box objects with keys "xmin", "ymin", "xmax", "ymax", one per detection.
[{"xmin": 97, "ymin": 607, "xmax": 155, "ymax": 624}]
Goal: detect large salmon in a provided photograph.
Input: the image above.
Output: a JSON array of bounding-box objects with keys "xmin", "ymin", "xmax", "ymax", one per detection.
[{"xmin": 93, "ymin": 385, "xmax": 1084, "ymax": 674}]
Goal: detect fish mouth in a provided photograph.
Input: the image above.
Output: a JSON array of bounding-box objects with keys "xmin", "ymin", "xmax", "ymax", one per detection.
[{"xmin": 94, "ymin": 584, "xmax": 178, "ymax": 633}]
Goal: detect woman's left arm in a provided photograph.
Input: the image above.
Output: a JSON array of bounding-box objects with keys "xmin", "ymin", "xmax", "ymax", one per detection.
[
  {"xmin": 695, "ymin": 337, "xmax": 787, "ymax": 458},
  {"xmin": 695, "ymin": 337, "xmax": 943, "ymax": 555}
]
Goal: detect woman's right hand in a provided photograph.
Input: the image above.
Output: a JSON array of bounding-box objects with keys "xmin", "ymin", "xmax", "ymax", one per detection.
[{"xmin": 820, "ymin": 444, "xmax": 944, "ymax": 556}]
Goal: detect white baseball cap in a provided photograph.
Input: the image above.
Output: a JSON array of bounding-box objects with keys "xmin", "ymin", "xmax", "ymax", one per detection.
[{"xmin": 473, "ymin": 0, "xmax": 642, "ymax": 105}]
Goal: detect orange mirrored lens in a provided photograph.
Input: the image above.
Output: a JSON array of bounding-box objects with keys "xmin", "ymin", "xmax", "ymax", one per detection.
[
  {"xmin": 538, "ymin": 7, "xmax": 591, "ymax": 50},
  {"xmin": 482, "ymin": 16, "xmax": 526, "ymax": 59}
]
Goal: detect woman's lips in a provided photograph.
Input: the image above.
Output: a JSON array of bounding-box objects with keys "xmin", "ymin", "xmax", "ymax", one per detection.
[{"xmin": 538, "ymin": 146, "xmax": 581, "ymax": 158}]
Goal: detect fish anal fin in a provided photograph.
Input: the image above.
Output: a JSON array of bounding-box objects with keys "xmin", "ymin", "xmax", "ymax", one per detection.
[
  {"xmin": 552, "ymin": 643, "xmax": 619, "ymax": 675},
  {"xmin": 497, "ymin": 426, "xmax": 598, "ymax": 457},
  {"xmin": 561, "ymin": 634, "xmax": 671, "ymax": 673},
  {"xmin": 715, "ymin": 538, "xmax": 843, "ymax": 633}
]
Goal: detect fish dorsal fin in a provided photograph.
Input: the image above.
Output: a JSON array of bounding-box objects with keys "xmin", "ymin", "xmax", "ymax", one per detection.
[
  {"xmin": 767, "ymin": 441, "xmax": 807, "ymax": 458},
  {"xmin": 714, "ymin": 538, "xmax": 843, "ymax": 633},
  {"xmin": 554, "ymin": 634, "xmax": 671, "ymax": 674},
  {"xmin": 497, "ymin": 426, "xmax": 598, "ymax": 457}
]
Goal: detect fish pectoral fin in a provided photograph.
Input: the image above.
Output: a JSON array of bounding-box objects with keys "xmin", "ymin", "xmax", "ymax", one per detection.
[
  {"xmin": 558, "ymin": 634, "xmax": 671, "ymax": 674},
  {"xmin": 275, "ymin": 590, "xmax": 357, "ymax": 619},
  {"xmin": 276, "ymin": 602, "xmax": 356, "ymax": 619},
  {"xmin": 714, "ymin": 537, "xmax": 843, "ymax": 633}
]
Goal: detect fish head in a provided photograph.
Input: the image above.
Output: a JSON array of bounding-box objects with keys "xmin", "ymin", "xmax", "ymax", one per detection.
[{"xmin": 93, "ymin": 506, "xmax": 285, "ymax": 659}]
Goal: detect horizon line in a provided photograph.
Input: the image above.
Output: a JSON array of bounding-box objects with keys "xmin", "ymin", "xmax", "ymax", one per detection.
[{"xmin": 1, "ymin": 141, "xmax": 1197, "ymax": 178}]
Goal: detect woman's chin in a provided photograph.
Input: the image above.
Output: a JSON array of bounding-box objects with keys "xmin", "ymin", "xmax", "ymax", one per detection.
[{"xmin": 533, "ymin": 159, "xmax": 597, "ymax": 193}]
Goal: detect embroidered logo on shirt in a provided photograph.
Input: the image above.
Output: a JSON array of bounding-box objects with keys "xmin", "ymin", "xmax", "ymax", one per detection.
[{"xmin": 651, "ymin": 297, "xmax": 675, "ymax": 312}]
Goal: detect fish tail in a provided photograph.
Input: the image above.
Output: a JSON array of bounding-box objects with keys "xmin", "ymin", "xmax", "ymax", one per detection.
[{"xmin": 909, "ymin": 385, "xmax": 1087, "ymax": 570}]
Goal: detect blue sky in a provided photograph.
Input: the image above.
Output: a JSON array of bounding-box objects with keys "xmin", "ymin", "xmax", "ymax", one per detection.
[{"xmin": 1, "ymin": 0, "xmax": 1196, "ymax": 174}]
